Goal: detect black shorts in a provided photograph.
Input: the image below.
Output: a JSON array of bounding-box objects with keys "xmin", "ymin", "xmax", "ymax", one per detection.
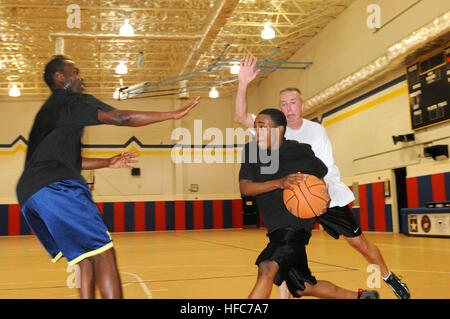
[
  {"xmin": 255, "ymin": 228, "xmax": 317, "ymax": 298},
  {"xmin": 316, "ymin": 205, "xmax": 362, "ymax": 239}
]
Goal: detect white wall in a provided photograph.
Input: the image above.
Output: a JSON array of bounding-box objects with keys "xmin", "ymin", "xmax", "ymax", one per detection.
[
  {"xmin": 1, "ymin": 0, "xmax": 448, "ymax": 206},
  {"xmin": 0, "ymin": 94, "xmax": 254, "ymax": 204},
  {"xmin": 258, "ymin": 0, "xmax": 450, "ymax": 106}
]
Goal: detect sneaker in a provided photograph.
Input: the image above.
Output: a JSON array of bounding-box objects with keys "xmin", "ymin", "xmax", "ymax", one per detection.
[
  {"xmin": 357, "ymin": 289, "xmax": 380, "ymax": 299},
  {"xmin": 384, "ymin": 272, "xmax": 410, "ymax": 299}
]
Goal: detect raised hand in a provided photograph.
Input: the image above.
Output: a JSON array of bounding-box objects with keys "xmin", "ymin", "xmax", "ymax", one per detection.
[
  {"xmin": 173, "ymin": 96, "xmax": 201, "ymax": 120},
  {"xmin": 239, "ymin": 55, "xmax": 261, "ymax": 86}
]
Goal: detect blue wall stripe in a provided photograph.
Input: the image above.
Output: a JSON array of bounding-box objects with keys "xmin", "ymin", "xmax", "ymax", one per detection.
[
  {"xmin": 444, "ymin": 172, "xmax": 450, "ymax": 201},
  {"xmin": 203, "ymin": 200, "xmax": 213, "ymax": 229},
  {"xmin": 20, "ymin": 213, "xmax": 31, "ymax": 235},
  {"xmin": 1, "ymin": 134, "xmax": 247, "ymax": 150},
  {"xmin": 314, "ymin": 75, "xmax": 407, "ymax": 123},
  {"xmin": 165, "ymin": 201, "xmax": 175, "ymax": 230},
  {"xmin": 223, "ymin": 200, "xmax": 233, "ymax": 228},
  {"xmin": 417, "ymin": 175, "xmax": 433, "ymax": 207},
  {"xmin": 0, "ymin": 205, "xmax": 8, "ymax": 236},
  {"xmin": 124, "ymin": 202, "xmax": 135, "ymax": 232},
  {"xmin": 185, "ymin": 201, "xmax": 194, "ymax": 230},
  {"xmin": 145, "ymin": 202, "xmax": 155, "ymax": 231},
  {"xmin": 102, "ymin": 202, "xmax": 114, "ymax": 232},
  {"xmin": 385, "ymin": 204, "xmax": 393, "ymax": 232},
  {"xmin": 366, "ymin": 184, "xmax": 375, "ymax": 231}
]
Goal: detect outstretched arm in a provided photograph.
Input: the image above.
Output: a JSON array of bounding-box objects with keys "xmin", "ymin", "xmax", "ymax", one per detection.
[
  {"xmin": 233, "ymin": 55, "xmax": 260, "ymax": 128},
  {"xmin": 82, "ymin": 152, "xmax": 139, "ymax": 170},
  {"xmin": 98, "ymin": 96, "xmax": 200, "ymax": 127}
]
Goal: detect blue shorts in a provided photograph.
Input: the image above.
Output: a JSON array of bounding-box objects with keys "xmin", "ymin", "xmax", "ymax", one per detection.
[{"xmin": 21, "ymin": 179, "xmax": 113, "ymax": 265}]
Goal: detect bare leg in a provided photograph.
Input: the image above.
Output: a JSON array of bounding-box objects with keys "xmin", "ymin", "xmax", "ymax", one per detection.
[
  {"xmin": 298, "ymin": 280, "xmax": 358, "ymax": 299},
  {"xmin": 278, "ymin": 281, "xmax": 290, "ymax": 299},
  {"xmin": 78, "ymin": 259, "xmax": 95, "ymax": 299},
  {"xmin": 77, "ymin": 248, "xmax": 123, "ymax": 299},
  {"xmin": 248, "ymin": 261, "xmax": 279, "ymax": 299},
  {"xmin": 93, "ymin": 248, "xmax": 122, "ymax": 299},
  {"xmin": 345, "ymin": 234, "xmax": 389, "ymax": 278}
]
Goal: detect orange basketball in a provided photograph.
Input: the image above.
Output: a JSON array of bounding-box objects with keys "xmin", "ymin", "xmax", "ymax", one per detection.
[{"xmin": 283, "ymin": 174, "xmax": 330, "ymax": 219}]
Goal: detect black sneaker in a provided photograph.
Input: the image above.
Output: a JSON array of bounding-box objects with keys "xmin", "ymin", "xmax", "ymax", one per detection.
[
  {"xmin": 357, "ymin": 289, "xmax": 380, "ymax": 299},
  {"xmin": 384, "ymin": 272, "xmax": 410, "ymax": 299}
]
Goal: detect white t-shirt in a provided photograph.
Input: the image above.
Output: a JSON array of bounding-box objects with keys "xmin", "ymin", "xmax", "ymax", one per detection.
[
  {"xmin": 285, "ymin": 119, "xmax": 354, "ymax": 207},
  {"xmin": 250, "ymin": 115, "xmax": 354, "ymax": 207}
]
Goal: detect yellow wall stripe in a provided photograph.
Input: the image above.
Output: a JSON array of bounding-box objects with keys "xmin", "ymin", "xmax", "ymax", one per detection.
[
  {"xmin": 0, "ymin": 144, "xmax": 27, "ymax": 155},
  {"xmin": 323, "ymin": 86, "xmax": 408, "ymax": 127},
  {"xmin": 81, "ymin": 149, "xmax": 241, "ymax": 156}
]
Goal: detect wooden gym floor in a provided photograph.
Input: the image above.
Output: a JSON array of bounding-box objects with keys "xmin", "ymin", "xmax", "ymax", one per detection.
[{"xmin": 0, "ymin": 228, "xmax": 448, "ymax": 299}]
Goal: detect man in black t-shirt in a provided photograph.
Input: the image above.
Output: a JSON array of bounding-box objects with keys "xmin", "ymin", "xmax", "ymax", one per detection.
[
  {"xmin": 16, "ymin": 55, "xmax": 200, "ymax": 299},
  {"xmin": 239, "ymin": 108, "xmax": 379, "ymax": 299}
]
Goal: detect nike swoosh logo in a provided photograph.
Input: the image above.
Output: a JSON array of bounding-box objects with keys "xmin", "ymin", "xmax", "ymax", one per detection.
[{"xmin": 354, "ymin": 227, "xmax": 360, "ymax": 234}]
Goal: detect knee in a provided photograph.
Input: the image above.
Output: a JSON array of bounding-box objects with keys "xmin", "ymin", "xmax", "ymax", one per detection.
[
  {"xmin": 346, "ymin": 235, "xmax": 370, "ymax": 253},
  {"xmin": 295, "ymin": 282, "xmax": 314, "ymax": 297},
  {"xmin": 258, "ymin": 261, "xmax": 278, "ymax": 279}
]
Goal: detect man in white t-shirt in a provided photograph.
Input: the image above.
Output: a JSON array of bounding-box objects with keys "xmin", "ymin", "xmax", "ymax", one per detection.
[{"xmin": 234, "ymin": 55, "xmax": 410, "ymax": 299}]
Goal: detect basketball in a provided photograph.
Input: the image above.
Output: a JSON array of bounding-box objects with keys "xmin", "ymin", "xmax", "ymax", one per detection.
[{"xmin": 283, "ymin": 174, "xmax": 330, "ymax": 219}]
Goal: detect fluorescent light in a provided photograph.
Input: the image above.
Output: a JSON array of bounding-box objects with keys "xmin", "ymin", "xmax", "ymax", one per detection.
[
  {"xmin": 9, "ymin": 84, "xmax": 20, "ymax": 97},
  {"xmin": 230, "ymin": 62, "xmax": 240, "ymax": 74},
  {"xmin": 179, "ymin": 80, "xmax": 189, "ymax": 99},
  {"xmin": 209, "ymin": 87, "xmax": 219, "ymax": 98},
  {"xmin": 261, "ymin": 23, "xmax": 275, "ymax": 40},
  {"xmin": 119, "ymin": 19, "xmax": 134, "ymax": 36},
  {"xmin": 115, "ymin": 61, "xmax": 128, "ymax": 74},
  {"xmin": 113, "ymin": 88, "xmax": 120, "ymax": 99}
]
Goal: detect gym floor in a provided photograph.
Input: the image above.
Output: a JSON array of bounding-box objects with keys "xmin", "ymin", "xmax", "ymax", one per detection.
[{"xmin": 0, "ymin": 229, "xmax": 448, "ymax": 299}]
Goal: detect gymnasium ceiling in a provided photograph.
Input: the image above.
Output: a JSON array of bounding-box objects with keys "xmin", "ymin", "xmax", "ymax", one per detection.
[{"xmin": 0, "ymin": 0, "xmax": 355, "ymax": 101}]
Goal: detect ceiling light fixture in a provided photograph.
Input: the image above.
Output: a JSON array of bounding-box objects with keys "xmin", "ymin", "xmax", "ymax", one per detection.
[
  {"xmin": 230, "ymin": 62, "xmax": 240, "ymax": 74},
  {"xmin": 115, "ymin": 61, "xmax": 128, "ymax": 74},
  {"xmin": 119, "ymin": 19, "xmax": 134, "ymax": 36},
  {"xmin": 209, "ymin": 87, "xmax": 219, "ymax": 98},
  {"xmin": 261, "ymin": 22, "xmax": 275, "ymax": 40},
  {"xmin": 9, "ymin": 84, "xmax": 21, "ymax": 97},
  {"xmin": 113, "ymin": 88, "xmax": 120, "ymax": 99}
]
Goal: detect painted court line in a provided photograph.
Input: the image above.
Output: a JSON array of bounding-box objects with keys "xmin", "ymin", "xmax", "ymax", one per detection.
[{"xmin": 121, "ymin": 271, "xmax": 153, "ymax": 299}]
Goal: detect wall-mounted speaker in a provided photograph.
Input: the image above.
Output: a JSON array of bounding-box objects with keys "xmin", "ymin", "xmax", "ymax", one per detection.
[{"xmin": 424, "ymin": 145, "xmax": 448, "ymax": 160}]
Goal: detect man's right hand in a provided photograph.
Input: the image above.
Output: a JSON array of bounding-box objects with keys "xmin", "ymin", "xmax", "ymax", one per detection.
[
  {"xmin": 278, "ymin": 172, "xmax": 308, "ymax": 191},
  {"xmin": 172, "ymin": 96, "xmax": 200, "ymax": 120},
  {"xmin": 239, "ymin": 55, "xmax": 261, "ymax": 86}
]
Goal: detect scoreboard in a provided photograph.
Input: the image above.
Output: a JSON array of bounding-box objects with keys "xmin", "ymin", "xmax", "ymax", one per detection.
[{"xmin": 406, "ymin": 45, "xmax": 450, "ymax": 130}]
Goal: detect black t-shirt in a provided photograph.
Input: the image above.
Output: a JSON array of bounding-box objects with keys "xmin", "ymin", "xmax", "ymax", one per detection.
[
  {"xmin": 239, "ymin": 139, "xmax": 328, "ymax": 234},
  {"xmin": 16, "ymin": 89, "xmax": 116, "ymax": 206}
]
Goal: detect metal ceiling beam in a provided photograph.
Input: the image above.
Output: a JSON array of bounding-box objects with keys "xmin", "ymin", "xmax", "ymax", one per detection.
[
  {"xmin": 0, "ymin": 4, "xmax": 210, "ymax": 12},
  {"xmin": 178, "ymin": 0, "xmax": 241, "ymax": 76}
]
